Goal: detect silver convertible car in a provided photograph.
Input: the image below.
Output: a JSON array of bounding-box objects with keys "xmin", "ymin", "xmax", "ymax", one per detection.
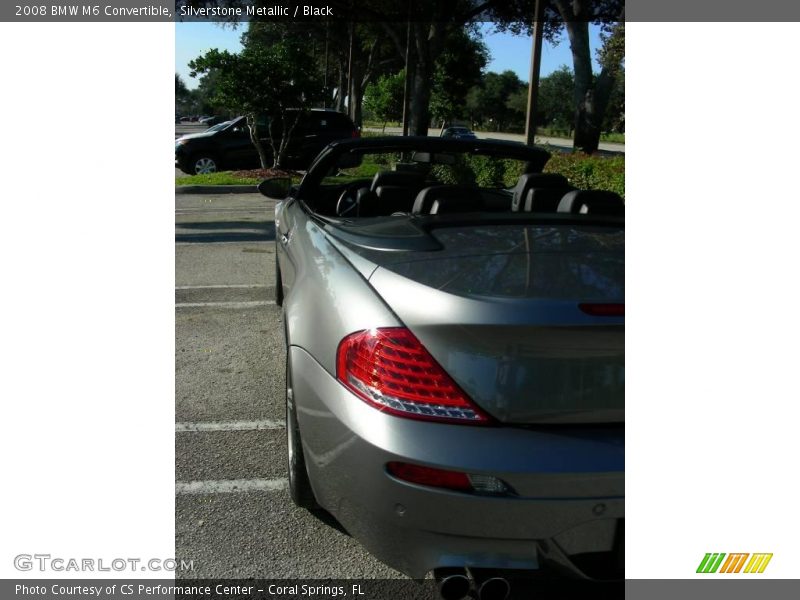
[{"xmin": 265, "ymin": 137, "xmax": 624, "ymax": 598}]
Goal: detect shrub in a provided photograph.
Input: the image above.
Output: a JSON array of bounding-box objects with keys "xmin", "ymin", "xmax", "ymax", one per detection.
[{"xmin": 543, "ymin": 151, "xmax": 625, "ymax": 199}]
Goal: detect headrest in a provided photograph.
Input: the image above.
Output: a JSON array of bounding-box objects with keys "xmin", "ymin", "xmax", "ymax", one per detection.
[
  {"xmin": 523, "ymin": 186, "xmax": 575, "ymax": 212},
  {"xmin": 512, "ymin": 173, "xmax": 570, "ymax": 211},
  {"xmin": 412, "ymin": 185, "xmax": 482, "ymax": 214},
  {"xmin": 557, "ymin": 190, "xmax": 624, "ymax": 216}
]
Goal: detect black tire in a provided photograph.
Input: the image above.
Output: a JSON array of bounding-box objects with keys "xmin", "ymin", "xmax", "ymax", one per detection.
[
  {"xmin": 190, "ymin": 155, "xmax": 219, "ymax": 175},
  {"xmin": 285, "ymin": 355, "xmax": 319, "ymax": 510},
  {"xmin": 275, "ymin": 252, "xmax": 284, "ymax": 306}
]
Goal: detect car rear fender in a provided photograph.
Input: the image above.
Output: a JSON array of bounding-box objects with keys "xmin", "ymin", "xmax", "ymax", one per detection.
[{"xmin": 280, "ymin": 200, "xmax": 401, "ymax": 376}]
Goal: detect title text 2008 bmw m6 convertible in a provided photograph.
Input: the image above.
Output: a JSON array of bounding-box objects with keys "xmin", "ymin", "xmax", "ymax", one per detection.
[{"xmin": 265, "ymin": 137, "xmax": 624, "ymax": 595}]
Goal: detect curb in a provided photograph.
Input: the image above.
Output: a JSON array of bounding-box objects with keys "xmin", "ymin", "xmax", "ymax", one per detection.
[{"xmin": 175, "ymin": 185, "xmax": 259, "ymax": 195}]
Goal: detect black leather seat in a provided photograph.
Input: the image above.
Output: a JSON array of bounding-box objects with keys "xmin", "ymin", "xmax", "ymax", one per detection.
[
  {"xmin": 355, "ymin": 188, "xmax": 380, "ymax": 217},
  {"xmin": 412, "ymin": 186, "xmax": 483, "ymax": 214},
  {"xmin": 557, "ymin": 190, "xmax": 624, "ymax": 216},
  {"xmin": 374, "ymin": 185, "xmax": 417, "ymax": 214},
  {"xmin": 511, "ymin": 173, "xmax": 570, "ymax": 212}
]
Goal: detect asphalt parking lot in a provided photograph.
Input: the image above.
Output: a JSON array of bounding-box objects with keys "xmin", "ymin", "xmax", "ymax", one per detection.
[{"xmin": 174, "ymin": 191, "xmax": 406, "ymax": 579}]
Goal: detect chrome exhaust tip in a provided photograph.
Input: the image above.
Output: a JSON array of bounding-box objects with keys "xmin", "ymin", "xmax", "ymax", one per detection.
[
  {"xmin": 435, "ymin": 569, "xmax": 471, "ymax": 600},
  {"xmin": 477, "ymin": 575, "xmax": 511, "ymax": 600}
]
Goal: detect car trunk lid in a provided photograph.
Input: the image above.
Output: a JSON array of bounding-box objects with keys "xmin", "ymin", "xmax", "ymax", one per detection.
[{"xmin": 333, "ymin": 221, "xmax": 624, "ymax": 424}]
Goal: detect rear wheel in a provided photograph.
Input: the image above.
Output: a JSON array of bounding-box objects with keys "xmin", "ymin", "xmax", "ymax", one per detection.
[
  {"xmin": 285, "ymin": 355, "xmax": 319, "ymax": 510},
  {"xmin": 191, "ymin": 155, "xmax": 218, "ymax": 175}
]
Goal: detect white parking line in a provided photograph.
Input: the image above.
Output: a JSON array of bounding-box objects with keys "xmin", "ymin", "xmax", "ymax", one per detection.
[
  {"xmin": 176, "ymin": 478, "xmax": 288, "ymax": 495},
  {"xmin": 176, "ymin": 420, "xmax": 284, "ymax": 432},
  {"xmin": 176, "ymin": 284, "xmax": 269, "ymax": 290},
  {"xmin": 175, "ymin": 301, "xmax": 274, "ymax": 309}
]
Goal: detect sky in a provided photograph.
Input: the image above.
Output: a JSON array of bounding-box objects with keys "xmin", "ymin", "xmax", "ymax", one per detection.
[{"xmin": 175, "ymin": 22, "xmax": 603, "ymax": 90}]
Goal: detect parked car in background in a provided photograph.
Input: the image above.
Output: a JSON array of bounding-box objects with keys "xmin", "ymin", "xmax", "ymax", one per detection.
[
  {"xmin": 199, "ymin": 115, "xmax": 224, "ymax": 126},
  {"xmin": 175, "ymin": 110, "xmax": 359, "ymax": 175},
  {"xmin": 441, "ymin": 126, "xmax": 477, "ymax": 140},
  {"xmin": 266, "ymin": 136, "xmax": 624, "ymax": 595}
]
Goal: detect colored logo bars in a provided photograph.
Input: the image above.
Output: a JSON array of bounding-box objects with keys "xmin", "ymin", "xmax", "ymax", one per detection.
[{"xmin": 696, "ymin": 553, "xmax": 773, "ymax": 574}]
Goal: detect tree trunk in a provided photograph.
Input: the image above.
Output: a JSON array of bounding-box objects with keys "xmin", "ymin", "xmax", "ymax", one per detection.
[
  {"xmin": 246, "ymin": 114, "xmax": 270, "ymax": 170},
  {"xmin": 274, "ymin": 110, "xmax": 303, "ymax": 169},
  {"xmin": 579, "ymin": 68, "xmax": 617, "ymax": 153},
  {"xmin": 334, "ymin": 64, "xmax": 346, "ymax": 113},
  {"xmin": 562, "ymin": 18, "xmax": 596, "ymax": 152},
  {"xmin": 561, "ymin": 6, "xmax": 621, "ymax": 153},
  {"xmin": 348, "ymin": 61, "xmax": 363, "ymax": 129},
  {"xmin": 408, "ymin": 57, "xmax": 432, "ymax": 136}
]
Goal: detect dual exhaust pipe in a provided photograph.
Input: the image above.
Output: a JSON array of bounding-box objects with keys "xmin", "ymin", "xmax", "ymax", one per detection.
[{"xmin": 436, "ymin": 568, "xmax": 511, "ymax": 600}]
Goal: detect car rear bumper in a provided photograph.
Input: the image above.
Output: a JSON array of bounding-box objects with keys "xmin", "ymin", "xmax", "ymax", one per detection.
[{"xmin": 289, "ymin": 346, "xmax": 624, "ymax": 578}]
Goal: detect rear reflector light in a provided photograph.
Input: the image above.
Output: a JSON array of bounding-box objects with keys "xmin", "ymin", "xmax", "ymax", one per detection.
[
  {"xmin": 336, "ymin": 328, "xmax": 490, "ymax": 423},
  {"xmin": 351, "ymin": 129, "xmax": 360, "ymax": 138},
  {"xmin": 387, "ymin": 462, "xmax": 510, "ymax": 495},
  {"xmin": 579, "ymin": 303, "xmax": 624, "ymax": 317},
  {"xmin": 387, "ymin": 462, "xmax": 471, "ymax": 491}
]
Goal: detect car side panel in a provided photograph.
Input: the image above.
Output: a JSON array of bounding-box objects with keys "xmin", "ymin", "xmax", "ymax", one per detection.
[{"xmin": 277, "ymin": 199, "xmax": 401, "ymax": 375}]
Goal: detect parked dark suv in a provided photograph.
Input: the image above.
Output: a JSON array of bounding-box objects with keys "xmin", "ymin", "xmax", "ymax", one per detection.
[{"xmin": 175, "ymin": 109, "xmax": 359, "ymax": 175}]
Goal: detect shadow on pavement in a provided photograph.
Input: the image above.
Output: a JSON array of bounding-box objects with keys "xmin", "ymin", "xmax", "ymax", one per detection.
[{"xmin": 175, "ymin": 220, "xmax": 276, "ymax": 244}]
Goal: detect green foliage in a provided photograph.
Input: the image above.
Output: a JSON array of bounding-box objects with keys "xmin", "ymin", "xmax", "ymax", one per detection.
[
  {"xmin": 538, "ymin": 65, "xmax": 575, "ymax": 129},
  {"xmin": 175, "ymin": 74, "xmax": 189, "ymax": 101},
  {"xmin": 428, "ymin": 151, "xmax": 625, "ymax": 199},
  {"xmin": 188, "ymin": 38, "xmax": 321, "ymax": 167},
  {"xmin": 602, "ymin": 67, "xmax": 625, "ymax": 133},
  {"xmin": 429, "ymin": 27, "xmax": 489, "ymax": 125},
  {"xmin": 465, "ymin": 155, "xmax": 506, "ymax": 187},
  {"xmin": 544, "ymin": 151, "xmax": 625, "ymax": 198},
  {"xmin": 505, "ymin": 89, "xmax": 528, "ymax": 118},
  {"xmin": 466, "ymin": 70, "xmax": 527, "ymax": 131},
  {"xmin": 431, "ymin": 156, "xmax": 527, "ymax": 188},
  {"xmin": 500, "ymin": 159, "xmax": 528, "ymax": 187},
  {"xmin": 363, "ymin": 71, "xmax": 406, "ymax": 127},
  {"xmin": 189, "ymin": 41, "xmax": 319, "ymax": 118},
  {"xmin": 430, "ymin": 160, "xmax": 477, "ymax": 186}
]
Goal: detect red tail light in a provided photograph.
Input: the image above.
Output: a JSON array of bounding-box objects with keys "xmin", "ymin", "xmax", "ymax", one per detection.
[
  {"xmin": 579, "ymin": 303, "xmax": 624, "ymax": 317},
  {"xmin": 336, "ymin": 328, "xmax": 490, "ymax": 424},
  {"xmin": 351, "ymin": 129, "xmax": 360, "ymax": 138}
]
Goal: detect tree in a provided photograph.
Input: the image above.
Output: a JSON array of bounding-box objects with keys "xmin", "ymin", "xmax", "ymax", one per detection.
[
  {"xmin": 489, "ymin": 0, "xmax": 625, "ymax": 153},
  {"xmin": 364, "ymin": 71, "xmax": 406, "ymax": 130},
  {"xmin": 429, "ymin": 27, "xmax": 489, "ymax": 127},
  {"xmin": 467, "ymin": 70, "xmax": 527, "ymax": 131},
  {"xmin": 244, "ymin": 20, "xmax": 400, "ymax": 129},
  {"xmin": 369, "ymin": 0, "xmax": 506, "ymax": 136},
  {"xmin": 175, "ymin": 74, "xmax": 190, "ymax": 111},
  {"xmin": 505, "ymin": 88, "xmax": 529, "ymax": 123},
  {"xmin": 602, "ymin": 66, "xmax": 624, "ymax": 133},
  {"xmin": 186, "ymin": 1, "xmax": 506, "ymax": 135},
  {"xmin": 188, "ymin": 41, "xmax": 320, "ymax": 168},
  {"xmin": 537, "ymin": 65, "xmax": 575, "ymax": 130}
]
